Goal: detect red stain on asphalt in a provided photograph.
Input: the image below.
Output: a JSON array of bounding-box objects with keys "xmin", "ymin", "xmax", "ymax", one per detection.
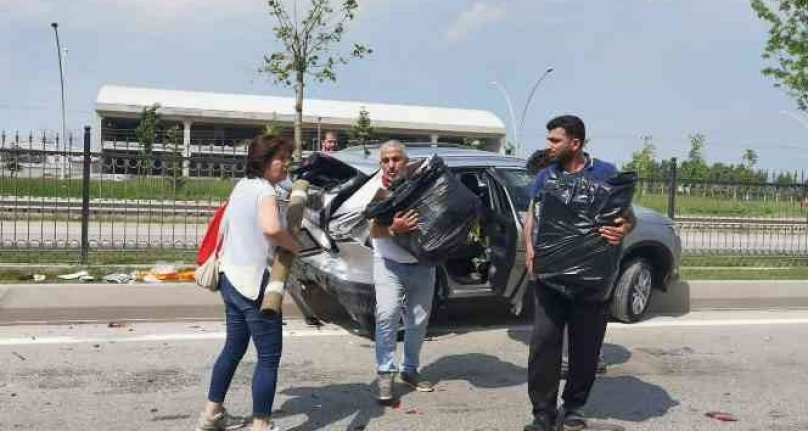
[{"xmin": 705, "ymin": 411, "xmax": 738, "ymax": 422}]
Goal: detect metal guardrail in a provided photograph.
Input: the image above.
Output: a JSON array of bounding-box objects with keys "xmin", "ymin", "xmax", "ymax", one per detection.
[{"xmin": 2, "ymin": 128, "xmax": 807, "ymax": 260}]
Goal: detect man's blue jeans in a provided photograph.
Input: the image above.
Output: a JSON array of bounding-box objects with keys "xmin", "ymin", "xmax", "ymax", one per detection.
[
  {"xmin": 373, "ymin": 256, "xmax": 436, "ymax": 374},
  {"xmin": 207, "ymin": 272, "xmax": 282, "ymax": 417}
]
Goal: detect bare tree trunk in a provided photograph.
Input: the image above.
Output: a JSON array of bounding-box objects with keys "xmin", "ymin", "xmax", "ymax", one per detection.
[{"xmin": 293, "ymin": 70, "xmax": 305, "ymax": 162}]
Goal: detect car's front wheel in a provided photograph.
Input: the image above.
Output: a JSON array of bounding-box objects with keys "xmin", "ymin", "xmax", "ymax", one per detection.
[{"xmin": 610, "ymin": 257, "xmax": 653, "ymax": 323}]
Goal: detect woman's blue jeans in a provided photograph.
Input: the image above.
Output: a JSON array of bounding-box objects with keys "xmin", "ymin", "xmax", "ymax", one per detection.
[{"xmin": 207, "ymin": 272, "xmax": 282, "ymax": 417}]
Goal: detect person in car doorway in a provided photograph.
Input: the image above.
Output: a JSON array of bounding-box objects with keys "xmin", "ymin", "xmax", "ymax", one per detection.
[
  {"xmin": 320, "ymin": 130, "xmax": 340, "ymax": 152},
  {"xmin": 523, "ymin": 115, "xmax": 635, "ymax": 431},
  {"xmin": 368, "ymin": 140, "xmax": 437, "ymax": 404}
]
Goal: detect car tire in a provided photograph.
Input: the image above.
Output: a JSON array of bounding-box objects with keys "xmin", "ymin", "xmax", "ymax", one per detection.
[{"xmin": 610, "ymin": 258, "xmax": 653, "ymax": 323}]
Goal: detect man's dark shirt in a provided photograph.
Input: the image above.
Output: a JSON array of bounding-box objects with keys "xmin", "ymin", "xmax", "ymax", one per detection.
[{"xmin": 529, "ymin": 154, "xmax": 618, "ymax": 203}]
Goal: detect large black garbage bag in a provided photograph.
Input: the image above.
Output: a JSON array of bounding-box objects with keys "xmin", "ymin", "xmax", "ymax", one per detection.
[
  {"xmin": 364, "ymin": 155, "xmax": 480, "ymax": 263},
  {"xmin": 297, "ymin": 152, "xmax": 368, "ymax": 190},
  {"xmin": 534, "ymin": 170, "xmax": 636, "ymax": 301}
]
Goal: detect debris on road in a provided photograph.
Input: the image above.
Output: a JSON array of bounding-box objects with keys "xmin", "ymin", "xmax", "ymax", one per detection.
[
  {"xmin": 58, "ymin": 270, "xmax": 89, "ymax": 280},
  {"xmin": 103, "ymin": 273, "xmax": 134, "ymax": 284},
  {"xmin": 705, "ymin": 411, "xmax": 738, "ymax": 422},
  {"xmin": 11, "ymin": 351, "xmax": 26, "ymax": 361},
  {"xmin": 150, "ymin": 262, "xmax": 179, "ymax": 281},
  {"xmin": 107, "ymin": 321, "xmax": 128, "ymax": 329}
]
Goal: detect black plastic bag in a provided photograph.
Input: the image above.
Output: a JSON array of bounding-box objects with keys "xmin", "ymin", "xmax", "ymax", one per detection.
[
  {"xmin": 364, "ymin": 155, "xmax": 480, "ymax": 263},
  {"xmin": 297, "ymin": 152, "xmax": 367, "ymax": 190},
  {"xmin": 534, "ymin": 170, "xmax": 636, "ymax": 301}
]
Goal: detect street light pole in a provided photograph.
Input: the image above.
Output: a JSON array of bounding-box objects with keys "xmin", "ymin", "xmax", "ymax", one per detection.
[
  {"xmin": 51, "ymin": 22, "xmax": 67, "ymax": 180},
  {"xmin": 518, "ymin": 67, "xmax": 554, "ymax": 153},
  {"xmin": 489, "ymin": 81, "xmax": 518, "ymax": 155},
  {"xmin": 490, "ymin": 66, "xmax": 554, "ymax": 158},
  {"xmin": 780, "ymin": 110, "xmax": 808, "ymax": 130}
]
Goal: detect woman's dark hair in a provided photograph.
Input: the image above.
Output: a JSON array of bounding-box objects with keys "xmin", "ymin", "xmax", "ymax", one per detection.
[
  {"xmin": 526, "ymin": 148, "xmax": 551, "ymax": 176},
  {"xmin": 245, "ymin": 135, "xmax": 294, "ymax": 179},
  {"xmin": 546, "ymin": 115, "xmax": 586, "ymax": 143}
]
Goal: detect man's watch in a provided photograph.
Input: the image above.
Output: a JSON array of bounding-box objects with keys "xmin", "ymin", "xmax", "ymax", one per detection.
[{"xmin": 388, "ymin": 227, "xmax": 396, "ymax": 237}]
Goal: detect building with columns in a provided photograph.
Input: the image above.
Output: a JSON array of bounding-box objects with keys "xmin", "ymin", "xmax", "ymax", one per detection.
[{"xmin": 94, "ymin": 85, "xmax": 507, "ymax": 177}]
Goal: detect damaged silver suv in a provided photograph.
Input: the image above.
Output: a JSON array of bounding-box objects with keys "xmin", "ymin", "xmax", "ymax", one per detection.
[{"xmin": 289, "ymin": 144, "xmax": 681, "ymax": 334}]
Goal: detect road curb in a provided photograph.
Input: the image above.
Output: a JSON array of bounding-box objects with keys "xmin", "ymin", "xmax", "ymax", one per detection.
[
  {"xmin": 0, "ymin": 282, "xmax": 302, "ymax": 325},
  {"xmin": 649, "ymin": 280, "xmax": 808, "ymax": 315}
]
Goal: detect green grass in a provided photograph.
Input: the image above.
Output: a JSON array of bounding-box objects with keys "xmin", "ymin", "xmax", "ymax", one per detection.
[
  {"xmin": 3, "ymin": 177, "xmax": 806, "ymax": 218},
  {"xmin": 682, "ymin": 255, "xmax": 808, "ymax": 268},
  {"xmin": 634, "ymin": 192, "xmax": 808, "ymax": 218},
  {"xmin": 0, "ymin": 249, "xmax": 195, "ymax": 265},
  {"xmin": 0, "ymin": 177, "xmax": 233, "ymax": 201},
  {"xmin": 683, "ymin": 267, "xmax": 808, "ymax": 280}
]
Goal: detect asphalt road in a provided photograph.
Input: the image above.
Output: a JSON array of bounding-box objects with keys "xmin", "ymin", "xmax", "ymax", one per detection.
[
  {"xmin": 2, "ymin": 309, "xmax": 808, "ymax": 430},
  {"xmin": 2, "ymin": 220, "xmax": 807, "ymax": 252}
]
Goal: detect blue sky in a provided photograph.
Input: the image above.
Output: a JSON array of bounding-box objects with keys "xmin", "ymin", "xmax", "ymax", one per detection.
[{"xmin": 1, "ymin": 0, "xmax": 806, "ymax": 172}]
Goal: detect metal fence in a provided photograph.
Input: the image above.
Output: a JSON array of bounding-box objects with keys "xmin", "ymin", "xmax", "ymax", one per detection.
[
  {"xmin": 1, "ymin": 127, "xmax": 237, "ymax": 263},
  {"xmin": 2, "ymin": 129, "xmax": 807, "ymax": 262},
  {"xmin": 634, "ymin": 158, "xmax": 808, "ymax": 256}
]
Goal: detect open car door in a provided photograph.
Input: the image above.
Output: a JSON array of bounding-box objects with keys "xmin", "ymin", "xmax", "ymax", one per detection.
[{"xmin": 481, "ymin": 169, "xmax": 520, "ymax": 302}]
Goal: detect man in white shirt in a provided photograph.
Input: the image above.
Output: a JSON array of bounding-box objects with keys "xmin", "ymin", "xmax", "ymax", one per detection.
[{"xmin": 369, "ymin": 140, "xmax": 436, "ymax": 404}]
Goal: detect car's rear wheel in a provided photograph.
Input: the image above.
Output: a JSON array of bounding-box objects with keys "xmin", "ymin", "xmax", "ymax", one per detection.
[{"xmin": 610, "ymin": 257, "xmax": 653, "ymax": 323}]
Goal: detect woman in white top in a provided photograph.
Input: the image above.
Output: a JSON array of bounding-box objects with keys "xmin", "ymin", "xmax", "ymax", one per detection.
[{"xmin": 197, "ymin": 136, "xmax": 300, "ymax": 431}]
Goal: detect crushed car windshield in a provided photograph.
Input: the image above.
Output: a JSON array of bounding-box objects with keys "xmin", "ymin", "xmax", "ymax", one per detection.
[{"xmin": 495, "ymin": 168, "xmax": 534, "ymax": 212}]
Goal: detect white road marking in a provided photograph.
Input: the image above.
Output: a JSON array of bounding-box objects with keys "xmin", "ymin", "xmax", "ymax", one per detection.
[
  {"xmin": 498, "ymin": 317, "xmax": 808, "ymax": 333},
  {"xmin": 0, "ymin": 327, "xmax": 352, "ymax": 346},
  {"xmin": 612, "ymin": 317, "xmax": 808, "ymax": 328},
  {"xmin": 3, "ymin": 314, "xmax": 808, "ymax": 346}
]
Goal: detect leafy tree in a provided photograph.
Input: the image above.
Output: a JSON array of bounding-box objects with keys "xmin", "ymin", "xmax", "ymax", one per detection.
[
  {"xmin": 4, "ymin": 156, "xmax": 21, "ymax": 177},
  {"xmin": 775, "ymin": 171, "xmax": 798, "ymax": 185},
  {"xmin": 135, "ymin": 104, "xmax": 161, "ymax": 160},
  {"xmin": 164, "ymin": 125, "xmax": 186, "ymax": 190},
  {"xmin": 680, "ymin": 133, "xmax": 710, "ymax": 181},
  {"xmin": 461, "ymin": 138, "xmax": 482, "ymax": 149},
  {"xmin": 264, "ymin": 113, "xmax": 284, "ymax": 138},
  {"xmin": 260, "ymin": 0, "xmax": 372, "ymax": 161},
  {"xmin": 742, "ymin": 149, "xmax": 759, "ymax": 168},
  {"xmin": 751, "ymin": 0, "xmax": 808, "ymax": 111},
  {"xmin": 623, "ymin": 135, "xmax": 658, "ymax": 180},
  {"xmin": 349, "ymin": 106, "xmax": 375, "ymax": 147}
]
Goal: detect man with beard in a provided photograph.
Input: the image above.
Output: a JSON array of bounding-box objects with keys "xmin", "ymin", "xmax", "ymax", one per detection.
[
  {"xmin": 368, "ymin": 140, "xmax": 437, "ymax": 404},
  {"xmin": 523, "ymin": 115, "xmax": 635, "ymax": 431}
]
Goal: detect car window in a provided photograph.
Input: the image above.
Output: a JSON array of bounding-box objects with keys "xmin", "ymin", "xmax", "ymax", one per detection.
[{"xmin": 495, "ymin": 168, "xmax": 534, "ymax": 212}]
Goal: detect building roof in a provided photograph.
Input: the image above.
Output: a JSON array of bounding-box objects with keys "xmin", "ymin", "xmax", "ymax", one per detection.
[{"xmin": 95, "ymin": 85, "xmax": 506, "ymax": 137}]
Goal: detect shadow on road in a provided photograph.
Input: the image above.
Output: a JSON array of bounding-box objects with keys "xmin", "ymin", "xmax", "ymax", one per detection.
[
  {"xmin": 275, "ymin": 382, "xmax": 384, "ymax": 431},
  {"xmin": 507, "ymin": 327, "xmax": 679, "ymax": 423},
  {"xmin": 421, "ymin": 353, "xmax": 527, "ymax": 388},
  {"xmin": 583, "ymin": 375, "xmax": 679, "ymax": 422}
]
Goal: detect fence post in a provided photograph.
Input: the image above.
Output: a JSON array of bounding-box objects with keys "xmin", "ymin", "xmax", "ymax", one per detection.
[
  {"xmin": 667, "ymin": 157, "xmax": 677, "ymax": 220},
  {"xmin": 80, "ymin": 126, "xmax": 91, "ymax": 264}
]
